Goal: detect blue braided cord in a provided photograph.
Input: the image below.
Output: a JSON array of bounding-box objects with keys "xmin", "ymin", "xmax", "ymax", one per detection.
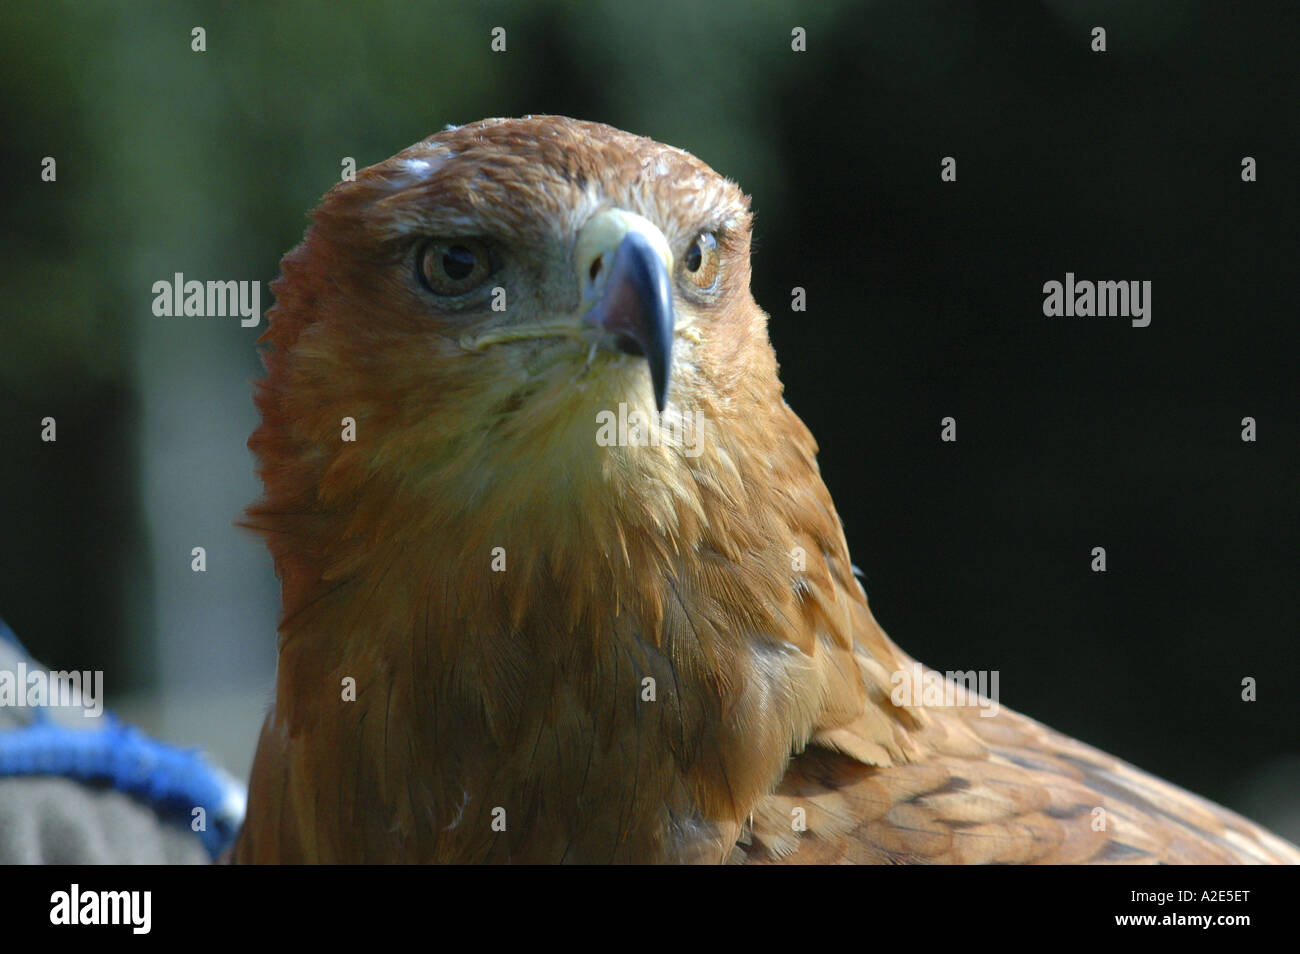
[
  {"xmin": 0, "ymin": 715, "xmax": 245, "ymax": 859},
  {"xmin": 0, "ymin": 618, "xmax": 245, "ymax": 859}
]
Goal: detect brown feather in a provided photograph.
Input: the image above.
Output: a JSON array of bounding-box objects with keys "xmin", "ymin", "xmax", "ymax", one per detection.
[{"xmin": 234, "ymin": 117, "xmax": 1297, "ymax": 865}]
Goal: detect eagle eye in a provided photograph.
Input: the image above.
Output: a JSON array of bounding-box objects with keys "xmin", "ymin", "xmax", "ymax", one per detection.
[
  {"xmin": 683, "ymin": 232, "xmax": 720, "ymax": 290},
  {"xmin": 418, "ymin": 239, "xmax": 494, "ymax": 296}
]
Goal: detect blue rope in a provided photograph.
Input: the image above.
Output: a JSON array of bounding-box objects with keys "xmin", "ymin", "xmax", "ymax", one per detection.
[{"xmin": 0, "ymin": 618, "xmax": 245, "ymax": 859}]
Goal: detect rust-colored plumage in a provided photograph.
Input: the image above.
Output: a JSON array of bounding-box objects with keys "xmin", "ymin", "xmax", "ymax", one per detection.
[{"xmin": 233, "ymin": 117, "xmax": 1298, "ymax": 864}]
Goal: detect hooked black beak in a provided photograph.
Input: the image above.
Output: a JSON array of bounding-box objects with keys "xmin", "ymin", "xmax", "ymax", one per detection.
[{"xmin": 583, "ymin": 230, "xmax": 674, "ymax": 413}]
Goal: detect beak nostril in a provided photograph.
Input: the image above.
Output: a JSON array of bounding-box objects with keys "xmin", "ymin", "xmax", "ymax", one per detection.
[
  {"xmin": 589, "ymin": 257, "xmax": 603, "ymax": 282},
  {"xmin": 614, "ymin": 334, "xmax": 643, "ymax": 357}
]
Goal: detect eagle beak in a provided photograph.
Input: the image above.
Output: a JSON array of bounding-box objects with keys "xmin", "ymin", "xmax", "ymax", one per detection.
[{"xmin": 577, "ymin": 210, "xmax": 675, "ymax": 413}]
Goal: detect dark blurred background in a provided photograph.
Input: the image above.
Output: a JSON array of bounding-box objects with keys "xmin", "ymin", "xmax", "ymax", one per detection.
[{"xmin": 2, "ymin": 1, "xmax": 1296, "ymax": 837}]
